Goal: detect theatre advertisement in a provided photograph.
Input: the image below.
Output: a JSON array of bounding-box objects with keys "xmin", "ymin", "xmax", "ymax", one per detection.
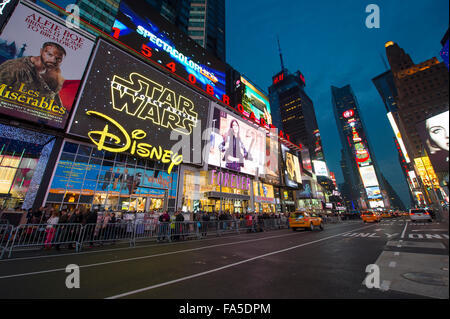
[
  {"xmin": 68, "ymin": 40, "xmax": 211, "ymax": 174},
  {"xmin": 208, "ymin": 104, "xmax": 266, "ymax": 177},
  {"xmin": 0, "ymin": 2, "xmax": 95, "ymax": 129}
]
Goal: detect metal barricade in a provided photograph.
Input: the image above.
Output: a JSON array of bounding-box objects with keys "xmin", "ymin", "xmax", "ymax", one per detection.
[
  {"xmin": 79, "ymin": 221, "xmax": 135, "ymax": 249},
  {"xmin": 7, "ymin": 223, "xmax": 83, "ymax": 258},
  {"xmin": 133, "ymin": 220, "xmax": 158, "ymax": 243},
  {"xmin": 0, "ymin": 223, "xmax": 13, "ymax": 259}
]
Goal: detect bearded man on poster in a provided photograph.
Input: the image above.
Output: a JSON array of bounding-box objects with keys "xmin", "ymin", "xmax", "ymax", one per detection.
[{"xmin": 0, "ymin": 41, "xmax": 66, "ymax": 107}]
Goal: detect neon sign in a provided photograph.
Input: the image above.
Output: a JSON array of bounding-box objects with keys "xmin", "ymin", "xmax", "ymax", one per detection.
[
  {"xmin": 86, "ymin": 111, "xmax": 183, "ymax": 174},
  {"xmin": 343, "ymin": 109, "xmax": 354, "ymax": 118}
]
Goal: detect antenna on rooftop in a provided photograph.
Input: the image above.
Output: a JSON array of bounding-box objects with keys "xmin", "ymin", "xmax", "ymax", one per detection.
[{"xmin": 277, "ymin": 35, "xmax": 286, "ymax": 72}]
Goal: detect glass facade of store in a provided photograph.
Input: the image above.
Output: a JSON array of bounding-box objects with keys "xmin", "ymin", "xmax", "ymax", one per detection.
[
  {"xmin": 0, "ymin": 124, "xmax": 55, "ymax": 210},
  {"xmin": 181, "ymin": 168, "xmax": 251, "ymax": 214},
  {"xmin": 253, "ymin": 181, "xmax": 278, "ymax": 213},
  {"xmin": 46, "ymin": 141, "xmax": 178, "ymax": 213}
]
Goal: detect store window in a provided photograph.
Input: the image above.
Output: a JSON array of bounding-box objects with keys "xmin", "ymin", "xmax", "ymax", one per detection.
[
  {"xmin": 46, "ymin": 141, "xmax": 178, "ymax": 213},
  {"xmin": 0, "ymin": 125, "xmax": 55, "ymax": 210}
]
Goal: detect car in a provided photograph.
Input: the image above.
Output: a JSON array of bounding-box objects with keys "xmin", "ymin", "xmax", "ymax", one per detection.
[
  {"xmin": 361, "ymin": 211, "xmax": 381, "ymax": 223},
  {"xmin": 409, "ymin": 209, "xmax": 432, "ymax": 222},
  {"xmin": 381, "ymin": 211, "xmax": 391, "ymax": 219},
  {"xmin": 289, "ymin": 212, "xmax": 323, "ymax": 231}
]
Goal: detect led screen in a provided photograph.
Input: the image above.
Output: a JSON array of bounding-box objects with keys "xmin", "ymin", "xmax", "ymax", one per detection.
[
  {"xmin": 264, "ymin": 130, "xmax": 280, "ymax": 185},
  {"xmin": 312, "ymin": 160, "xmax": 328, "ymax": 177},
  {"xmin": 240, "ymin": 76, "xmax": 271, "ymax": 124},
  {"xmin": 0, "ymin": 2, "xmax": 94, "ymax": 129},
  {"xmin": 281, "ymin": 144, "xmax": 301, "ymax": 187},
  {"xmin": 416, "ymin": 111, "xmax": 449, "ymax": 173},
  {"xmin": 358, "ymin": 165, "xmax": 379, "ymax": 188},
  {"xmin": 365, "ymin": 186, "xmax": 382, "ymax": 200},
  {"xmin": 68, "ymin": 40, "xmax": 211, "ymax": 174},
  {"xmin": 208, "ymin": 104, "xmax": 266, "ymax": 177},
  {"xmin": 111, "ymin": 0, "xmax": 226, "ymax": 101}
]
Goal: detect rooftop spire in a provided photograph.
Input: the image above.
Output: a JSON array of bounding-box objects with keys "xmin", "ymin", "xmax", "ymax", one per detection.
[{"xmin": 277, "ymin": 35, "xmax": 285, "ymax": 72}]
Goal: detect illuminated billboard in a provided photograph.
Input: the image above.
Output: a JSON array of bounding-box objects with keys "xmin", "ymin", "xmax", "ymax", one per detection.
[
  {"xmin": 0, "ymin": 0, "xmax": 18, "ymax": 30},
  {"xmin": 111, "ymin": 0, "xmax": 226, "ymax": 101},
  {"xmin": 301, "ymin": 147, "xmax": 312, "ymax": 172},
  {"xmin": 358, "ymin": 165, "xmax": 379, "ymax": 188},
  {"xmin": 208, "ymin": 104, "xmax": 266, "ymax": 177},
  {"xmin": 416, "ymin": 111, "xmax": 449, "ymax": 173},
  {"xmin": 387, "ymin": 112, "xmax": 410, "ymax": 163},
  {"xmin": 264, "ymin": 131, "xmax": 280, "ymax": 185},
  {"xmin": 312, "ymin": 160, "xmax": 328, "ymax": 177},
  {"xmin": 366, "ymin": 186, "xmax": 382, "ymax": 200},
  {"xmin": 68, "ymin": 40, "xmax": 211, "ymax": 174},
  {"xmin": 414, "ymin": 157, "xmax": 439, "ymax": 188},
  {"xmin": 0, "ymin": 2, "xmax": 95, "ymax": 129},
  {"xmin": 281, "ymin": 144, "xmax": 300, "ymax": 187},
  {"xmin": 239, "ymin": 76, "xmax": 271, "ymax": 124}
]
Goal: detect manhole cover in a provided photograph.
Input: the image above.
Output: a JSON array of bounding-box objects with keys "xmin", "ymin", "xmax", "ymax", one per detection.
[{"xmin": 402, "ymin": 272, "xmax": 449, "ymax": 286}]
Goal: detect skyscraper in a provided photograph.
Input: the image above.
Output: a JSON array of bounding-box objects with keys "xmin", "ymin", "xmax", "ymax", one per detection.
[
  {"xmin": 331, "ymin": 85, "xmax": 388, "ymax": 209},
  {"xmin": 188, "ymin": 0, "xmax": 225, "ymax": 61},
  {"xmin": 268, "ymin": 69, "xmax": 323, "ymax": 161}
]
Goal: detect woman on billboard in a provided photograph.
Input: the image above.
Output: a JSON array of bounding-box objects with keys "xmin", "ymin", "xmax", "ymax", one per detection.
[
  {"xmin": 424, "ymin": 111, "xmax": 449, "ymax": 170},
  {"xmin": 219, "ymin": 120, "xmax": 255, "ymax": 172}
]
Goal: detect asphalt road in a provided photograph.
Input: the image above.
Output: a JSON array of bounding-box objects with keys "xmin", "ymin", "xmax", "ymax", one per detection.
[{"xmin": 0, "ymin": 218, "xmax": 448, "ymax": 300}]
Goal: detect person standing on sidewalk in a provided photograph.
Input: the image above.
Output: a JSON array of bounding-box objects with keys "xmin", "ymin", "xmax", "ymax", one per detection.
[
  {"xmin": 54, "ymin": 210, "xmax": 68, "ymax": 251},
  {"xmin": 44, "ymin": 211, "xmax": 59, "ymax": 250}
]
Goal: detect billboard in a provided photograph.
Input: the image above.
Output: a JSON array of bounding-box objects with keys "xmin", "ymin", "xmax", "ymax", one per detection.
[
  {"xmin": 0, "ymin": 0, "xmax": 18, "ymax": 30},
  {"xmin": 387, "ymin": 112, "xmax": 410, "ymax": 163},
  {"xmin": 264, "ymin": 131, "xmax": 280, "ymax": 185},
  {"xmin": 297, "ymin": 180, "xmax": 312, "ymax": 199},
  {"xmin": 208, "ymin": 104, "xmax": 266, "ymax": 177},
  {"xmin": 366, "ymin": 186, "xmax": 382, "ymax": 200},
  {"xmin": 358, "ymin": 165, "xmax": 379, "ymax": 188},
  {"xmin": 239, "ymin": 76, "xmax": 271, "ymax": 124},
  {"xmin": 301, "ymin": 147, "xmax": 312, "ymax": 172},
  {"xmin": 414, "ymin": 157, "xmax": 439, "ymax": 188},
  {"xmin": 111, "ymin": 0, "xmax": 226, "ymax": 101},
  {"xmin": 68, "ymin": 40, "xmax": 211, "ymax": 174},
  {"xmin": 416, "ymin": 111, "xmax": 449, "ymax": 173},
  {"xmin": 281, "ymin": 144, "xmax": 301, "ymax": 187},
  {"xmin": 0, "ymin": 2, "xmax": 95, "ymax": 129},
  {"xmin": 312, "ymin": 160, "xmax": 328, "ymax": 177}
]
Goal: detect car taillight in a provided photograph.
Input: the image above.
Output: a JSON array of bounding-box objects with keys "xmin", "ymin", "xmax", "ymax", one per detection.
[{"xmin": 424, "ymin": 212, "xmax": 429, "ymax": 215}]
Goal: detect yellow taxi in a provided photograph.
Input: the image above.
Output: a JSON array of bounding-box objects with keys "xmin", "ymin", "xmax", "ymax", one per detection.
[
  {"xmin": 381, "ymin": 211, "xmax": 392, "ymax": 219},
  {"xmin": 361, "ymin": 211, "xmax": 381, "ymax": 223},
  {"xmin": 289, "ymin": 211, "xmax": 323, "ymax": 231}
]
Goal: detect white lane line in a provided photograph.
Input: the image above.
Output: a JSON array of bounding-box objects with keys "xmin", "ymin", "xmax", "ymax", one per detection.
[
  {"xmin": 0, "ymin": 232, "xmax": 304, "ymax": 279},
  {"xmin": 400, "ymin": 222, "xmax": 408, "ymax": 239},
  {"xmin": 105, "ymin": 225, "xmax": 376, "ymax": 299}
]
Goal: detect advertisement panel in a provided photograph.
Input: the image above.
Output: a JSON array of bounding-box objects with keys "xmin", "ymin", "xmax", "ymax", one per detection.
[
  {"xmin": 111, "ymin": 0, "xmax": 226, "ymax": 101},
  {"xmin": 366, "ymin": 186, "xmax": 382, "ymax": 200},
  {"xmin": 0, "ymin": 0, "xmax": 19, "ymax": 30},
  {"xmin": 297, "ymin": 180, "xmax": 312, "ymax": 199},
  {"xmin": 312, "ymin": 160, "xmax": 328, "ymax": 177},
  {"xmin": 281, "ymin": 144, "xmax": 301, "ymax": 187},
  {"xmin": 416, "ymin": 111, "xmax": 449, "ymax": 173},
  {"xmin": 414, "ymin": 157, "xmax": 439, "ymax": 188},
  {"xmin": 301, "ymin": 147, "xmax": 312, "ymax": 172},
  {"xmin": 0, "ymin": 2, "xmax": 95, "ymax": 129},
  {"xmin": 264, "ymin": 131, "xmax": 280, "ymax": 185},
  {"xmin": 387, "ymin": 112, "xmax": 410, "ymax": 163},
  {"xmin": 358, "ymin": 165, "xmax": 379, "ymax": 188},
  {"xmin": 68, "ymin": 40, "xmax": 211, "ymax": 174},
  {"xmin": 240, "ymin": 76, "xmax": 271, "ymax": 124},
  {"xmin": 208, "ymin": 104, "xmax": 266, "ymax": 177}
]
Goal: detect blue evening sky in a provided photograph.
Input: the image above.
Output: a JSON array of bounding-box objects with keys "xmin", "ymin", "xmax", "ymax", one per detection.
[{"xmin": 226, "ymin": 0, "xmax": 449, "ymax": 208}]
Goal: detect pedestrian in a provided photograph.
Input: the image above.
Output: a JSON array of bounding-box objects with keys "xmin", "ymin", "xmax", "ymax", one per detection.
[
  {"xmin": 157, "ymin": 211, "xmax": 170, "ymax": 242},
  {"xmin": 67, "ymin": 209, "xmax": 81, "ymax": 250},
  {"xmin": 174, "ymin": 211, "xmax": 185, "ymax": 241},
  {"xmin": 201, "ymin": 212, "xmax": 210, "ymax": 238},
  {"xmin": 54, "ymin": 209, "xmax": 68, "ymax": 251},
  {"xmin": 44, "ymin": 211, "xmax": 59, "ymax": 250}
]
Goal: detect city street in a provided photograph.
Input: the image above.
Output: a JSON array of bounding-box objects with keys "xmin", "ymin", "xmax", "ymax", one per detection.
[{"xmin": 0, "ymin": 219, "xmax": 447, "ymax": 299}]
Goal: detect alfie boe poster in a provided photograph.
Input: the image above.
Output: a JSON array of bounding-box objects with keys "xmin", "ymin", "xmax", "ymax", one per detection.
[{"xmin": 0, "ymin": 2, "xmax": 94, "ymax": 129}]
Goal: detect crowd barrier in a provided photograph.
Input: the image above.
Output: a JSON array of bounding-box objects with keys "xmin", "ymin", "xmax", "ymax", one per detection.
[
  {"xmin": 1, "ymin": 218, "xmax": 291, "ymax": 259},
  {"xmin": 0, "ymin": 223, "xmax": 13, "ymax": 259}
]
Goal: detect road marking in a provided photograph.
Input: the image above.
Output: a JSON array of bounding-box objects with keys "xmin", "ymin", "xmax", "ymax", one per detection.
[
  {"xmin": 380, "ymin": 280, "xmax": 391, "ymax": 291},
  {"xmin": 105, "ymin": 225, "xmax": 377, "ymax": 299},
  {"xmin": 389, "ymin": 261, "xmax": 397, "ymax": 268},
  {"xmin": 411, "ymin": 229, "xmax": 448, "ymax": 232},
  {"xmin": 0, "ymin": 224, "xmax": 376, "ymax": 280},
  {"xmin": 394, "ymin": 252, "xmax": 400, "ymax": 256},
  {"xmin": 400, "ymin": 222, "xmax": 408, "ymax": 239}
]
